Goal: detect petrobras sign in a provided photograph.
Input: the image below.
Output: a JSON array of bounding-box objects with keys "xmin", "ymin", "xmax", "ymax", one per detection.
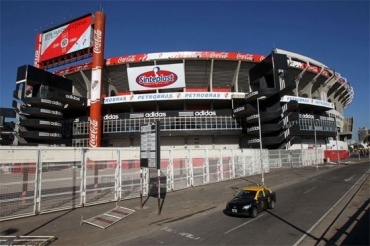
[
  {"xmin": 127, "ymin": 63, "xmax": 185, "ymax": 91},
  {"xmin": 103, "ymin": 92, "xmax": 232, "ymax": 104},
  {"xmin": 281, "ymin": 96, "xmax": 334, "ymax": 109}
]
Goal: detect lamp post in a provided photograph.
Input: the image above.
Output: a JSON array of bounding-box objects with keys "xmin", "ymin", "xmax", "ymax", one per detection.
[
  {"xmin": 257, "ymin": 96, "xmax": 267, "ymax": 186},
  {"xmin": 314, "ymin": 119, "xmax": 319, "ymax": 171},
  {"xmin": 336, "ymin": 127, "xmax": 340, "ymax": 165}
]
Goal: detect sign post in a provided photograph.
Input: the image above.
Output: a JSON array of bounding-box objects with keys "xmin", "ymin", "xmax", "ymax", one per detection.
[{"xmin": 139, "ymin": 121, "xmax": 161, "ymax": 214}]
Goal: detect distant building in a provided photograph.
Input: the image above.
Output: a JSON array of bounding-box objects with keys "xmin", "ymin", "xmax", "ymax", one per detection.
[{"xmin": 358, "ymin": 127, "xmax": 370, "ymax": 144}]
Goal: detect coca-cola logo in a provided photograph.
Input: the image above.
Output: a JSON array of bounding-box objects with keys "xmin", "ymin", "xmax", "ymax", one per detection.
[
  {"xmin": 106, "ymin": 58, "xmax": 111, "ymax": 65},
  {"xmin": 103, "ymin": 114, "xmax": 119, "ymax": 120},
  {"xmin": 89, "ymin": 119, "xmax": 99, "ymax": 147},
  {"xmin": 194, "ymin": 110, "xmax": 216, "ymax": 116},
  {"xmin": 144, "ymin": 112, "xmax": 166, "ymax": 117},
  {"xmin": 34, "ymin": 50, "xmax": 39, "ymax": 67},
  {"xmin": 118, "ymin": 55, "xmax": 136, "ymax": 63},
  {"xmin": 308, "ymin": 66, "xmax": 318, "ymax": 73},
  {"xmin": 93, "ymin": 29, "xmax": 102, "ymax": 54},
  {"xmin": 210, "ymin": 52, "xmax": 228, "ymax": 59},
  {"xmin": 137, "ymin": 67, "xmax": 177, "ymax": 88},
  {"xmin": 259, "ymin": 56, "xmax": 266, "ymax": 61},
  {"xmin": 236, "ymin": 53, "xmax": 253, "ymax": 61}
]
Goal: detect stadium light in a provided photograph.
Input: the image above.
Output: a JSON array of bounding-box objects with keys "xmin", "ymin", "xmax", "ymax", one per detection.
[{"xmin": 257, "ymin": 96, "xmax": 267, "ymax": 186}]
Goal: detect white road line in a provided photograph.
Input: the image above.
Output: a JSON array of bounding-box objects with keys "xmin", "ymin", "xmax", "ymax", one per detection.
[
  {"xmin": 293, "ymin": 168, "xmax": 370, "ymax": 246},
  {"xmin": 224, "ymin": 213, "xmax": 267, "ymax": 234},
  {"xmin": 303, "ymin": 186, "xmax": 317, "ymax": 195},
  {"xmin": 344, "ymin": 175, "xmax": 355, "ymax": 182}
]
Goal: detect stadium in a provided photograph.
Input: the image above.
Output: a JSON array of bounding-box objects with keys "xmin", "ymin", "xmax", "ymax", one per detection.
[{"xmin": 1, "ymin": 12, "xmax": 354, "ymax": 154}]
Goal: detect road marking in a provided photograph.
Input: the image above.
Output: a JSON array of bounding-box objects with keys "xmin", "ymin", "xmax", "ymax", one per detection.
[
  {"xmin": 344, "ymin": 175, "xmax": 355, "ymax": 182},
  {"xmin": 303, "ymin": 186, "xmax": 317, "ymax": 194},
  {"xmin": 224, "ymin": 213, "xmax": 266, "ymax": 234},
  {"xmin": 293, "ymin": 168, "xmax": 370, "ymax": 246},
  {"xmin": 161, "ymin": 226, "xmax": 201, "ymax": 240}
]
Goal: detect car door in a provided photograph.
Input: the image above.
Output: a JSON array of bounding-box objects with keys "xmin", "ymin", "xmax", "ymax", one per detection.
[{"xmin": 257, "ymin": 190, "xmax": 267, "ymax": 212}]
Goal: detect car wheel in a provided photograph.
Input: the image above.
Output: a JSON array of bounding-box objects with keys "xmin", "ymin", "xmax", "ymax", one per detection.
[
  {"xmin": 251, "ymin": 207, "xmax": 257, "ymax": 218},
  {"xmin": 268, "ymin": 200, "xmax": 275, "ymax": 209}
]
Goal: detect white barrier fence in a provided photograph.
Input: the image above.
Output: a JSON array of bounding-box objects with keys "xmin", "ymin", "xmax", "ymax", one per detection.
[{"xmin": 0, "ymin": 147, "xmax": 323, "ymax": 221}]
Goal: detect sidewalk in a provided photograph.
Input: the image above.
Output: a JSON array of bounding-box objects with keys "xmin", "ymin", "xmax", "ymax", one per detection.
[{"xmin": 0, "ymin": 159, "xmax": 367, "ymax": 245}]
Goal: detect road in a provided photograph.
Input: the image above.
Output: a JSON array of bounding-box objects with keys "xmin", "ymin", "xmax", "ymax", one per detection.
[
  {"xmin": 1, "ymin": 160, "xmax": 369, "ymax": 246},
  {"xmin": 107, "ymin": 163, "xmax": 369, "ymax": 245}
]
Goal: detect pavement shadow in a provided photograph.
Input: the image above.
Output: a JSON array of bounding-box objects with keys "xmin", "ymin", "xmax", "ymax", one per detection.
[{"xmin": 325, "ymin": 198, "xmax": 369, "ymax": 246}]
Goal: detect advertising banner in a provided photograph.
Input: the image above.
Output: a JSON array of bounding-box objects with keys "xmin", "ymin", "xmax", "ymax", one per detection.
[
  {"xmin": 281, "ymin": 95, "xmax": 334, "ymax": 109},
  {"xmin": 40, "ymin": 15, "xmax": 92, "ymax": 62},
  {"xmin": 103, "ymin": 92, "xmax": 231, "ymax": 104},
  {"xmin": 89, "ymin": 12, "xmax": 105, "ymax": 147},
  {"xmin": 127, "ymin": 63, "xmax": 185, "ymax": 91}
]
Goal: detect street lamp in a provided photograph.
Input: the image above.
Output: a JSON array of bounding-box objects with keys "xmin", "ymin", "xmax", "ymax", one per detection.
[
  {"xmin": 257, "ymin": 96, "xmax": 267, "ymax": 186},
  {"xmin": 314, "ymin": 119, "xmax": 319, "ymax": 171},
  {"xmin": 336, "ymin": 127, "xmax": 340, "ymax": 165}
]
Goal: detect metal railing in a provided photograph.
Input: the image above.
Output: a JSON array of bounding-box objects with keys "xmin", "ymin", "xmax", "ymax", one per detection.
[{"xmin": 0, "ymin": 147, "xmax": 323, "ymax": 221}]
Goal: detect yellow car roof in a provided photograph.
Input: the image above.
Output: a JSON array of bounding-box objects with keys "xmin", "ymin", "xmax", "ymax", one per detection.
[{"xmin": 242, "ymin": 186, "xmax": 269, "ymax": 191}]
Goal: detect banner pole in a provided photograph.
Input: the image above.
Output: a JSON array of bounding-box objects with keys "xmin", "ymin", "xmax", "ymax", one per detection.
[
  {"xmin": 140, "ymin": 168, "xmax": 143, "ymax": 209},
  {"xmin": 158, "ymin": 169, "xmax": 161, "ymax": 215}
]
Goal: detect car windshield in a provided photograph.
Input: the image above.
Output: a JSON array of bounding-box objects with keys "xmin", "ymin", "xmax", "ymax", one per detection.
[{"xmin": 236, "ymin": 190, "xmax": 256, "ymax": 199}]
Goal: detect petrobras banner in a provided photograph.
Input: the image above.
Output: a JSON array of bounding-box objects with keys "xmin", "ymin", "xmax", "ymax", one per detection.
[
  {"xmin": 281, "ymin": 95, "xmax": 334, "ymax": 109},
  {"xmin": 127, "ymin": 63, "xmax": 185, "ymax": 91},
  {"xmin": 103, "ymin": 92, "xmax": 232, "ymax": 104}
]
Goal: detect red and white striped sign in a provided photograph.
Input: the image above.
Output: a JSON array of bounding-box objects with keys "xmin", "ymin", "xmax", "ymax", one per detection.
[{"xmin": 40, "ymin": 15, "xmax": 92, "ymax": 62}]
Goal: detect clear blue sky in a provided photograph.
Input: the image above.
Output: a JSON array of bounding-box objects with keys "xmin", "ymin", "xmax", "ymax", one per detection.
[{"xmin": 1, "ymin": 0, "xmax": 369, "ymax": 140}]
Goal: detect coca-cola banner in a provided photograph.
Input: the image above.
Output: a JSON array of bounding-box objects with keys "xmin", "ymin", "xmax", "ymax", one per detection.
[
  {"xmin": 89, "ymin": 11, "xmax": 105, "ymax": 148},
  {"xmin": 105, "ymin": 51, "xmax": 266, "ymax": 65},
  {"xmin": 40, "ymin": 14, "xmax": 92, "ymax": 62},
  {"xmin": 53, "ymin": 50, "xmax": 351, "ymax": 97},
  {"xmin": 34, "ymin": 34, "xmax": 42, "ymax": 68},
  {"xmin": 127, "ymin": 63, "xmax": 185, "ymax": 92}
]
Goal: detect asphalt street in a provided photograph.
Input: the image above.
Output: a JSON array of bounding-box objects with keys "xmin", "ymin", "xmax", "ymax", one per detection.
[{"xmin": 0, "ymin": 158, "xmax": 369, "ymax": 246}]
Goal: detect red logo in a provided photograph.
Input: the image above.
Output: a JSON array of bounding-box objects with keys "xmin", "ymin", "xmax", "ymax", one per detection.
[{"xmin": 136, "ymin": 67, "xmax": 178, "ymax": 88}]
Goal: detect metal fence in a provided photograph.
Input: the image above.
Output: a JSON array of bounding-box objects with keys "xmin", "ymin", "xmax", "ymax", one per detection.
[{"xmin": 0, "ymin": 147, "xmax": 323, "ymax": 221}]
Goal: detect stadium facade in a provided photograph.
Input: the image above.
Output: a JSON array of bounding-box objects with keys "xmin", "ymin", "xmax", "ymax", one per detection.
[{"xmin": 0, "ymin": 12, "xmax": 354, "ymax": 152}]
